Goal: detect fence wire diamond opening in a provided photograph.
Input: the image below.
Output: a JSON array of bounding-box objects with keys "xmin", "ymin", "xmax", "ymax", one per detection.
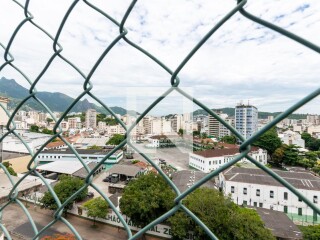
[{"xmin": 0, "ymin": 0, "xmax": 320, "ymax": 239}]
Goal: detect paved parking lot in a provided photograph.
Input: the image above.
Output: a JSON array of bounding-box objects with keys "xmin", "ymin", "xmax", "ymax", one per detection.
[
  {"xmin": 131, "ymin": 144, "xmax": 191, "ymax": 171},
  {"xmin": 89, "ymin": 171, "xmax": 112, "ymax": 198}
]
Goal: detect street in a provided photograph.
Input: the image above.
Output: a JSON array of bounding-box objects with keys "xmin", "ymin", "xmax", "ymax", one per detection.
[{"xmin": 1, "ymin": 203, "xmax": 159, "ymax": 240}]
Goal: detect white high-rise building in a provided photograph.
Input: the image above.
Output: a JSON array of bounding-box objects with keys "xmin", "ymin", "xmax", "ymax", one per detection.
[
  {"xmin": 235, "ymin": 102, "xmax": 258, "ymax": 141},
  {"xmin": 85, "ymin": 109, "xmax": 97, "ymax": 129}
]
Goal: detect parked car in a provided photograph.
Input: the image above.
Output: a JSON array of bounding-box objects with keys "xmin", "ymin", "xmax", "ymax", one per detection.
[
  {"xmin": 103, "ymin": 177, "xmax": 110, "ymax": 182},
  {"xmin": 110, "ymin": 173, "xmax": 120, "ymax": 183},
  {"xmin": 103, "ymin": 173, "xmax": 120, "ymax": 183},
  {"xmin": 87, "ymin": 192, "xmax": 94, "ymax": 198}
]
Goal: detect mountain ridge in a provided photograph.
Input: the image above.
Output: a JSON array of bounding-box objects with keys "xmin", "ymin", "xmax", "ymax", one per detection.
[{"xmin": 0, "ymin": 77, "xmax": 137, "ymax": 116}]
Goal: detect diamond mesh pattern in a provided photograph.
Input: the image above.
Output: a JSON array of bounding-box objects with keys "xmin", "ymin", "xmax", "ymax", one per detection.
[{"xmin": 0, "ymin": 0, "xmax": 319, "ymax": 239}]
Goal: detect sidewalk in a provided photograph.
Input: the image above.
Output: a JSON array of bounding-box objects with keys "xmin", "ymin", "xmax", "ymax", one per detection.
[{"xmin": 2, "ymin": 203, "xmax": 161, "ymax": 240}]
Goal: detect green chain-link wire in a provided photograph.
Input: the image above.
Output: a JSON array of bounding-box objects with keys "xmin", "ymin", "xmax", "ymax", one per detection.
[{"xmin": 0, "ymin": 0, "xmax": 319, "ymax": 239}]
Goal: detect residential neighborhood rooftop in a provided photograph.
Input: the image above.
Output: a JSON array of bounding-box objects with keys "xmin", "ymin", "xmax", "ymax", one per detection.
[
  {"xmin": 255, "ymin": 208, "xmax": 303, "ymax": 239},
  {"xmin": 171, "ymin": 170, "xmax": 216, "ymax": 192},
  {"xmin": 40, "ymin": 148, "xmax": 122, "ymax": 155},
  {"xmin": 224, "ymin": 167, "xmax": 320, "ymax": 191}
]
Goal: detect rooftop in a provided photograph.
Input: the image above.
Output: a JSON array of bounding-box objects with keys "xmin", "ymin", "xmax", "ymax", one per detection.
[
  {"xmin": 0, "ymin": 172, "xmax": 42, "ymax": 203},
  {"xmin": 193, "ymin": 146, "xmax": 261, "ymax": 158},
  {"xmin": 224, "ymin": 167, "xmax": 320, "ymax": 191},
  {"xmin": 107, "ymin": 164, "xmax": 142, "ymax": 177},
  {"xmin": 40, "ymin": 148, "xmax": 122, "ymax": 156},
  {"xmin": 171, "ymin": 170, "xmax": 216, "ymax": 192},
  {"xmin": 256, "ymin": 208, "xmax": 302, "ymax": 239},
  {"xmin": 36, "ymin": 161, "xmax": 96, "ymax": 176}
]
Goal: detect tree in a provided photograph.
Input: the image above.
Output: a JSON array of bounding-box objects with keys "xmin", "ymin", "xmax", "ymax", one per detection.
[
  {"xmin": 201, "ymin": 132, "xmax": 208, "ymax": 139},
  {"xmin": 2, "ymin": 162, "xmax": 17, "ymax": 176},
  {"xmin": 40, "ymin": 175, "xmax": 88, "ymax": 212},
  {"xmin": 282, "ymin": 144, "xmax": 301, "ymax": 165},
  {"xmin": 83, "ymin": 197, "xmax": 109, "ymax": 226},
  {"xmin": 299, "ymin": 151, "xmax": 319, "ymax": 169},
  {"xmin": 271, "ymin": 144, "xmax": 301, "ymax": 166},
  {"xmin": 193, "ymin": 131, "xmax": 200, "ymax": 137},
  {"xmin": 42, "ymin": 128, "xmax": 54, "ymax": 135},
  {"xmin": 253, "ymin": 127, "xmax": 282, "ymax": 160},
  {"xmin": 301, "ymin": 132, "xmax": 312, "ymax": 143},
  {"xmin": 272, "ymin": 147, "xmax": 285, "ymax": 166},
  {"xmin": 168, "ymin": 188, "xmax": 274, "ymax": 240},
  {"xmin": 46, "ymin": 118, "xmax": 53, "ymax": 123},
  {"xmin": 299, "ymin": 225, "xmax": 320, "ymax": 240},
  {"xmin": 220, "ymin": 135, "xmax": 237, "ymax": 144},
  {"xmin": 302, "ymin": 132, "xmax": 320, "ymax": 151},
  {"xmin": 30, "ymin": 125, "xmax": 40, "ymax": 133},
  {"xmin": 178, "ymin": 128, "xmax": 184, "ymax": 136},
  {"xmin": 107, "ymin": 134, "xmax": 125, "ymax": 145},
  {"xmin": 87, "ymin": 145, "xmax": 102, "ymax": 150},
  {"xmin": 119, "ymin": 173, "xmax": 175, "ymax": 227}
]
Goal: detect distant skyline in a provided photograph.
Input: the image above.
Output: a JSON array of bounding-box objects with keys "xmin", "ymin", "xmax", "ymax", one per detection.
[{"xmin": 0, "ymin": 0, "xmax": 319, "ymax": 115}]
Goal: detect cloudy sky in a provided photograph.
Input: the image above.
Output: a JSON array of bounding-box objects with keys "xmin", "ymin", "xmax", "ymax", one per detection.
[{"xmin": 0, "ymin": 0, "xmax": 319, "ymax": 115}]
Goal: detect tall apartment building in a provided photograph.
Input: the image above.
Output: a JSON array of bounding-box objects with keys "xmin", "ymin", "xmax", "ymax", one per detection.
[
  {"xmin": 208, "ymin": 111, "xmax": 233, "ymax": 138},
  {"xmin": 307, "ymin": 114, "xmax": 320, "ymax": 125},
  {"xmin": 68, "ymin": 117, "xmax": 81, "ymax": 129},
  {"xmin": 85, "ymin": 109, "xmax": 97, "ymax": 129},
  {"xmin": 235, "ymin": 102, "xmax": 258, "ymax": 141},
  {"xmin": 143, "ymin": 116, "xmax": 152, "ymax": 134}
]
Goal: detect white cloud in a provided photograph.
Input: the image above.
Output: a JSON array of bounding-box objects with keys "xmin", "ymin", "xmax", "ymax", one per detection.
[{"xmin": 0, "ymin": 0, "xmax": 319, "ymax": 115}]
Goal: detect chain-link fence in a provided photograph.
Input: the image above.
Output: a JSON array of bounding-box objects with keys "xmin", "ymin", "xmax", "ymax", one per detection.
[{"xmin": 0, "ymin": 0, "xmax": 319, "ymax": 239}]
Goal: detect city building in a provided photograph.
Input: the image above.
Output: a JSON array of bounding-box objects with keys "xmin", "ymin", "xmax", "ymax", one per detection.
[
  {"xmin": 219, "ymin": 167, "xmax": 320, "ymax": 224},
  {"xmin": 279, "ymin": 130, "xmax": 305, "ymax": 148},
  {"xmin": 36, "ymin": 161, "xmax": 104, "ymax": 180},
  {"xmin": 85, "ymin": 109, "xmax": 97, "ymax": 129},
  {"xmin": 35, "ymin": 149, "xmax": 123, "ymax": 165},
  {"xmin": 235, "ymin": 102, "xmax": 258, "ymax": 141},
  {"xmin": 3, "ymin": 131, "xmax": 52, "ymax": 154},
  {"xmin": 189, "ymin": 146, "xmax": 267, "ymax": 173},
  {"xmin": 68, "ymin": 117, "xmax": 81, "ymax": 129},
  {"xmin": 146, "ymin": 135, "xmax": 177, "ymax": 148},
  {"xmin": 0, "ymin": 172, "xmax": 42, "ymax": 205},
  {"xmin": 208, "ymin": 111, "xmax": 234, "ymax": 138},
  {"xmin": 74, "ymin": 137, "xmax": 108, "ymax": 149},
  {"xmin": 307, "ymin": 125, "xmax": 320, "ymax": 137}
]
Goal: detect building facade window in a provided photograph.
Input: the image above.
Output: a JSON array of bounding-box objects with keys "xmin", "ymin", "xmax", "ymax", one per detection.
[
  {"xmin": 284, "ymin": 206, "xmax": 288, "ymax": 213},
  {"xmin": 314, "ymin": 211, "xmax": 318, "ymax": 222},
  {"xmin": 231, "ymin": 186, "xmax": 235, "ymax": 193},
  {"xmin": 314, "ymin": 196, "xmax": 318, "ymax": 204},
  {"xmin": 254, "ymin": 202, "xmax": 257, "ymax": 207},
  {"xmin": 284, "ymin": 192, "xmax": 288, "ymax": 200},
  {"xmin": 259, "ymin": 203, "xmax": 263, "ymax": 208},
  {"xmin": 243, "ymin": 188, "xmax": 247, "ymax": 195},
  {"xmin": 243, "ymin": 200, "xmax": 247, "ymax": 206},
  {"xmin": 270, "ymin": 191, "xmax": 274, "ymax": 198},
  {"xmin": 298, "ymin": 208, "xmax": 302, "ymax": 216},
  {"xmin": 256, "ymin": 189, "xmax": 260, "ymax": 196}
]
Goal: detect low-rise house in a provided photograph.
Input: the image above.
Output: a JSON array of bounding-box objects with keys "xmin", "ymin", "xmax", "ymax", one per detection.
[
  {"xmin": 279, "ymin": 130, "xmax": 305, "ymax": 148},
  {"xmin": 219, "ymin": 167, "xmax": 320, "ymax": 224},
  {"xmin": 35, "ymin": 149, "xmax": 123, "ymax": 165},
  {"xmin": 146, "ymin": 135, "xmax": 177, "ymax": 148},
  {"xmin": 189, "ymin": 147, "xmax": 267, "ymax": 173}
]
